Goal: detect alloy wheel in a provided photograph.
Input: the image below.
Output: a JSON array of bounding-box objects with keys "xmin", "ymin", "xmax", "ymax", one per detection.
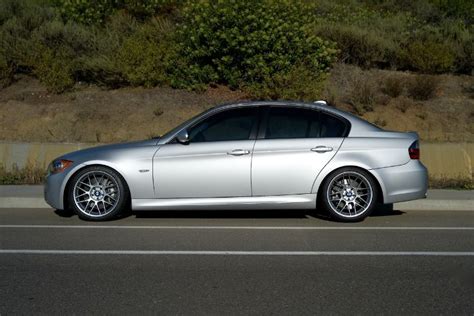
[
  {"xmin": 73, "ymin": 170, "xmax": 121, "ymax": 218},
  {"xmin": 326, "ymin": 171, "xmax": 373, "ymax": 218}
]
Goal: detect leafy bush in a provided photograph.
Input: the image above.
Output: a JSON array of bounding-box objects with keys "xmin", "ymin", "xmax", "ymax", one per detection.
[
  {"xmin": 0, "ymin": 50, "xmax": 14, "ymax": 88},
  {"xmin": 76, "ymin": 12, "xmax": 138, "ymax": 86},
  {"xmin": 436, "ymin": 20, "xmax": 474, "ymax": 74},
  {"xmin": 57, "ymin": 0, "xmax": 118, "ymax": 24},
  {"xmin": 122, "ymin": 0, "xmax": 181, "ymax": 19},
  {"xmin": 401, "ymin": 39, "xmax": 456, "ymax": 73},
  {"xmin": 0, "ymin": 0, "xmax": 472, "ymax": 94},
  {"xmin": 247, "ymin": 65, "xmax": 328, "ymax": 101},
  {"xmin": 56, "ymin": 0, "xmax": 182, "ymax": 23},
  {"xmin": 406, "ymin": 75, "xmax": 440, "ymax": 100},
  {"xmin": 33, "ymin": 47, "xmax": 75, "ymax": 93},
  {"xmin": 314, "ymin": 23, "xmax": 397, "ymax": 68},
  {"xmin": 175, "ymin": 0, "xmax": 337, "ymax": 90},
  {"xmin": 26, "ymin": 18, "xmax": 96, "ymax": 92},
  {"xmin": 115, "ymin": 18, "xmax": 174, "ymax": 87}
]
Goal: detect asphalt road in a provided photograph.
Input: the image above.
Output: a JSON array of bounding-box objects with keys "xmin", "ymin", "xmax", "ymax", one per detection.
[{"xmin": 1, "ymin": 208, "xmax": 473, "ymax": 315}]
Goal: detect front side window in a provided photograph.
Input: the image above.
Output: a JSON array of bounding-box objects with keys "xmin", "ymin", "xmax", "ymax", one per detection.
[
  {"xmin": 188, "ymin": 107, "xmax": 258, "ymax": 143},
  {"xmin": 264, "ymin": 107, "xmax": 347, "ymax": 139}
]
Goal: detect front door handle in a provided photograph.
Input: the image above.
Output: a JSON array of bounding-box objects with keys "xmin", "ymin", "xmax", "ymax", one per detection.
[
  {"xmin": 311, "ymin": 146, "xmax": 333, "ymax": 153},
  {"xmin": 227, "ymin": 149, "xmax": 250, "ymax": 156}
]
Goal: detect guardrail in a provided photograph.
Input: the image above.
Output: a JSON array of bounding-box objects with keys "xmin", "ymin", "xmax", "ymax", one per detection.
[{"xmin": 0, "ymin": 141, "xmax": 472, "ymax": 179}]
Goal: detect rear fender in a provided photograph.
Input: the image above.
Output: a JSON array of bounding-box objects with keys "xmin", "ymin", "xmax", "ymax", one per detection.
[{"xmin": 311, "ymin": 160, "xmax": 388, "ymax": 204}]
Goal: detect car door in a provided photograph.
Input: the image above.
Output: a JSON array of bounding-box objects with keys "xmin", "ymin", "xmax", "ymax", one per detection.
[
  {"xmin": 251, "ymin": 106, "xmax": 348, "ymax": 196},
  {"xmin": 153, "ymin": 107, "xmax": 259, "ymax": 198}
]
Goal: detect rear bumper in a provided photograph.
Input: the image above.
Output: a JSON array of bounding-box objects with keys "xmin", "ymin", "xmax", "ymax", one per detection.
[{"xmin": 371, "ymin": 160, "xmax": 428, "ymax": 204}]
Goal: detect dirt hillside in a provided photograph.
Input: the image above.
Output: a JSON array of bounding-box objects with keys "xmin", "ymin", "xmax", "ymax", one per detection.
[{"xmin": 0, "ymin": 65, "xmax": 472, "ymax": 144}]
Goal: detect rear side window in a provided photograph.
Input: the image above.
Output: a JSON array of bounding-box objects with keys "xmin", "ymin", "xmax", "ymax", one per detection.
[{"xmin": 264, "ymin": 107, "xmax": 347, "ymax": 139}]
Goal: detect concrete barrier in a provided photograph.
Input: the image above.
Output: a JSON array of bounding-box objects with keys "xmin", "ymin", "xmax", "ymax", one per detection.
[
  {"xmin": 0, "ymin": 141, "xmax": 473, "ymax": 179},
  {"xmin": 0, "ymin": 142, "xmax": 93, "ymax": 171}
]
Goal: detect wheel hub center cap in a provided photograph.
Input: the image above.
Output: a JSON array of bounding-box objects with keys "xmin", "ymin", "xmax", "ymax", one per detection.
[
  {"xmin": 91, "ymin": 187, "xmax": 105, "ymax": 201},
  {"xmin": 343, "ymin": 189, "xmax": 356, "ymax": 201}
]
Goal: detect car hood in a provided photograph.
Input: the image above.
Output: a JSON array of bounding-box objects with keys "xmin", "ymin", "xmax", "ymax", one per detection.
[{"xmin": 59, "ymin": 139, "xmax": 160, "ymax": 161}]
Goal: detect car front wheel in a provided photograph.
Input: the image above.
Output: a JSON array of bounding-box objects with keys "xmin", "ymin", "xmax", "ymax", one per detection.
[
  {"xmin": 321, "ymin": 168, "xmax": 377, "ymax": 222},
  {"xmin": 69, "ymin": 166, "xmax": 129, "ymax": 221}
]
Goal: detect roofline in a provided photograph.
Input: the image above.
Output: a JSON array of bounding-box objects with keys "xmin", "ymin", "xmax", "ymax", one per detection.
[{"xmin": 158, "ymin": 100, "xmax": 381, "ymax": 144}]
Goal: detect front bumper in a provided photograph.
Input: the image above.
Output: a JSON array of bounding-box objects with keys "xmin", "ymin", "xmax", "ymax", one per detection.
[
  {"xmin": 372, "ymin": 160, "xmax": 428, "ymax": 204},
  {"xmin": 44, "ymin": 172, "xmax": 66, "ymax": 210}
]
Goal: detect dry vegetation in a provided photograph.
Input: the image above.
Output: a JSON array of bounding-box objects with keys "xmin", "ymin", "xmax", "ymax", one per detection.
[
  {"xmin": 0, "ymin": 76, "xmax": 247, "ymax": 143},
  {"xmin": 0, "ymin": 64, "xmax": 472, "ymax": 143},
  {"xmin": 323, "ymin": 64, "xmax": 474, "ymax": 142}
]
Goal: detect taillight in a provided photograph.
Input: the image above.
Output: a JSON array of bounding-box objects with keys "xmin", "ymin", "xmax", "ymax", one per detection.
[{"xmin": 409, "ymin": 141, "xmax": 420, "ymax": 159}]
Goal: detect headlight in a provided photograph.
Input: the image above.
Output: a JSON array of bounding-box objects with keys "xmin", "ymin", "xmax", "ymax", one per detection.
[{"xmin": 48, "ymin": 159, "xmax": 73, "ymax": 174}]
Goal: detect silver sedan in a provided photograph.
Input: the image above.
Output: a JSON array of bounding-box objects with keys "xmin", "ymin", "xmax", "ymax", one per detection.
[{"xmin": 44, "ymin": 101, "xmax": 428, "ymax": 222}]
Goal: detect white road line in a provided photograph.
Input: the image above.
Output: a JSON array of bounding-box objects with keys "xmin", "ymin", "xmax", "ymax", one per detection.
[
  {"xmin": 1, "ymin": 225, "xmax": 474, "ymax": 230},
  {"xmin": 1, "ymin": 250, "xmax": 474, "ymax": 256}
]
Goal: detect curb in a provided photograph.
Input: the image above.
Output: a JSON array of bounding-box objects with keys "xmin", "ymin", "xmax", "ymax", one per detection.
[{"xmin": 0, "ymin": 197, "xmax": 472, "ymax": 211}]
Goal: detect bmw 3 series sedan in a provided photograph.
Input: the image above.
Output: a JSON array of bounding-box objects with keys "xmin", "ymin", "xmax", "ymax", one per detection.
[{"xmin": 45, "ymin": 101, "xmax": 428, "ymax": 222}]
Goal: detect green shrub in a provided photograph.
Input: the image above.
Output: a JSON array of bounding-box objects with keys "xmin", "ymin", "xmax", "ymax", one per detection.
[
  {"xmin": 246, "ymin": 64, "xmax": 328, "ymax": 100},
  {"xmin": 26, "ymin": 18, "xmax": 96, "ymax": 91},
  {"xmin": 0, "ymin": 51, "xmax": 14, "ymax": 88},
  {"xmin": 115, "ymin": 18, "xmax": 174, "ymax": 87},
  {"xmin": 401, "ymin": 39, "xmax": 455, "ymax": 73},
  {"xmin": 122, "ymin": 0, "xmax": 182, "ymax": 19},
  {"xmin": 74, "ymin": 13, "xmax": 138, "ymax": 87},
  {"xmin": 175, "ymin": 0, "xmax": 337, "ymax": 90},
  {"xmin": 57, "ymin": 0, "xmax": 118, "ymax": 24},
  {"xmin": 33, "ymin": 47, "xmax": 75, "ymax": 93},
  {"xmin": 314, "ymin": 23, "xmax": 397, "ymax": 68},
  {"xmin": 56, "ymin": 0, "xmax": 182, "ymax": 23},
  {"xmin": 406, "ymin": 75, "xmax": 439, "ymax": 100},
  {"xmin": 436, "ymin": 20, "xmax": 474, "ymax": 74}
]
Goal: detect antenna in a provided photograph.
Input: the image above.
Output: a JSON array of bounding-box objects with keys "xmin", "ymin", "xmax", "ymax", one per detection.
[{"xmin": 313, "ymin": 100, "xmax": 328, "ymax": 106}]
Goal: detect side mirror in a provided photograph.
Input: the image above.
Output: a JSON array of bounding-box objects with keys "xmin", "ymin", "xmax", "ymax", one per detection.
[{"xmin": 176, "ymin": 129, "xmax": 189, "ymax": 144}]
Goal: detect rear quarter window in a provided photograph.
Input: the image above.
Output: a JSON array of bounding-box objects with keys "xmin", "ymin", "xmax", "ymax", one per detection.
[{"xmin": 319, "ymin": 112, "xmax": 348, "ymax": 137}]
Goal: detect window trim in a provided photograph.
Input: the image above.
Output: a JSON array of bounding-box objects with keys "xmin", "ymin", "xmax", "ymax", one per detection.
[
  {"xmin": 257, "ymin": 105, "xmax": 351, "ymax": 140},
  {"xmin": 170, "ymin": 106, "xmax": 262, "ymax": 144}
]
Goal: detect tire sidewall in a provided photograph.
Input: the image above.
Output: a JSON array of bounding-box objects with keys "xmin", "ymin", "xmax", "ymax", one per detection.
[
  {"xmin": 320, "ymin": 167, "xmax": 378, "ymax": 222},
  {"xmin": 68, "ymin": 166, "xmax": 129, "ymax": 221}
]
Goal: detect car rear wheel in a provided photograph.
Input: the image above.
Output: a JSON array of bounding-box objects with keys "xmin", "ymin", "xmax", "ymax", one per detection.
[
  {"xmin": 69, "ymin": 166, "xmax": 129, "ymax": 221},
  {"xmin": 321, "ymin": 168, "xmax": 377, "ymax": 222}
]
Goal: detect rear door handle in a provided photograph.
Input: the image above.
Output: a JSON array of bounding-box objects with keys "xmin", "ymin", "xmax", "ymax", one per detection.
[
  {"xmin": 311, "ymin": 146, "xmax": 333, "ymax": 153},
  {"xmin": 227, "ymin": 149, "xmax": 250, "ymax": 156}
]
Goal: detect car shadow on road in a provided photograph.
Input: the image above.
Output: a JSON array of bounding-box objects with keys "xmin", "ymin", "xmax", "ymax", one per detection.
[
  {"xmin": 53, "ymin": 203, "xmax": 404, "ymax": 221},
  {"xmin": 132, "ymin": 203, "xmax": 404, "ymax": 221},
  {"xmin": 133, "ymin": 209, "xmax": 310, "ymax": 219},
  {"xmin": 371, "ymin": 203, "xmax": 405, "ymax": 217}
]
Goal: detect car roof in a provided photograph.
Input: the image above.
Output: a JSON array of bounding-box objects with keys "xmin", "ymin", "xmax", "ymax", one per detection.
[{"xmin": 215, "ymin": 101, "xmax": 382, "ymax": 135}]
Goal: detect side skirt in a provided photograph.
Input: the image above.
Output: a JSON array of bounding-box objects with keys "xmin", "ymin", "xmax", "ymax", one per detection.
[{"xmin": 132, "ymin": 194, "xmax": 316, "ymax": 211}]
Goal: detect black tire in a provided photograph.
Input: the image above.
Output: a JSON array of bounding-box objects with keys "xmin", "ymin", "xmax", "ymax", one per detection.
[
  {"xmin": 68, "ymin": 166, "xmax": 129, "ymax": 221},
  {"xmin": 320, "ymin": 167, "xmax": 378, "ymax": 222}
]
